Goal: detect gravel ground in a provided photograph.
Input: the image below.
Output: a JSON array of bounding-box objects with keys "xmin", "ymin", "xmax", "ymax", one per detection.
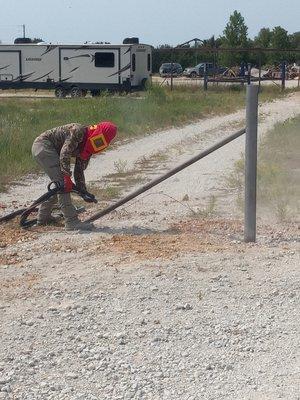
[{"xmin": 0, "ymin": 93, "xmax": 299, "ymax": 399}]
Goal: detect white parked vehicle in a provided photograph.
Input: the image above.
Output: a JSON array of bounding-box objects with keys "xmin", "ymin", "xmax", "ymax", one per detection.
[{"xmin": 0, "ymin": 38, "xmax": 152, "ymax": 97}]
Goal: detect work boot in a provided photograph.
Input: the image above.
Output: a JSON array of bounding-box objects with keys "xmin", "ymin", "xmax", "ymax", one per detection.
[
  {"xmin": 58, "ymin": 192, "xmax": 77, "ymax": 221},
  {"xmin": 37, "ymin": 215, "xmax": 60, "ymax": 226},
  {"xmin": 37, "ymin": 194, "xmax": 58, "ymax": 224},
  {"xmin": 58, "ymin": 193, "xmax": 94, "ymax": 231},
  {"xmin": 65, "ymin": 218, "xmax": 95, "ymax": 231}
]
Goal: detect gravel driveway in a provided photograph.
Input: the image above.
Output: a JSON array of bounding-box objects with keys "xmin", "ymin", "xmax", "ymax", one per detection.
[{"xmin": 0, "ymin": 93, "xmax": 299, "ymax": 399}]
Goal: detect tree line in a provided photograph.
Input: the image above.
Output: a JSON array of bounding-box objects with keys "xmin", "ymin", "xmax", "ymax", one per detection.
[{"xmin": 152, "ymin": 11, "xmax": 300, "ymax": 72}]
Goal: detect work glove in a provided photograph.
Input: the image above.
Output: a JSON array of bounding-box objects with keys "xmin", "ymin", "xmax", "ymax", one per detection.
[{"xmin": 63, "ymin": 175, "xmax": 74, "ymax": 193}]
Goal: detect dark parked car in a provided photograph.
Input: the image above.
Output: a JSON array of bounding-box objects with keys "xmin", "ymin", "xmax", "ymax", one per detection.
[
  {"xmin": 159, "ymin": 63, "xmax": 183, "ymax": 77},
  {"xmin": 183, "ymin": 62, "xmax": 227, "ymax": 78}
]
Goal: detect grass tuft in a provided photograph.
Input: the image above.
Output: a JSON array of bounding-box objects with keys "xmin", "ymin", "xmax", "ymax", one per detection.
[{"xmin": 226, "ymin": 115, "xmax": 300, "ymax": 221}]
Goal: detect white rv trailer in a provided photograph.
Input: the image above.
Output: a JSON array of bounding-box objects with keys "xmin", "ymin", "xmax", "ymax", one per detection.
[{"xmin": 0, "ymin": 40, "xmax": 152, "ymax": 97}]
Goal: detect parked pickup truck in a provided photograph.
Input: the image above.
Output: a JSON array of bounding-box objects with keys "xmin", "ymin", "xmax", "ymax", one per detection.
[{"xmin": 183, "ymin": 62, "xmax": 227, "ymax": 78}]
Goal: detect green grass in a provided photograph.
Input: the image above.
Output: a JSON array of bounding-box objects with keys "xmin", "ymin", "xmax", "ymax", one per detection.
[
  {"xmin": 0, "ymin": 85, "xmax": 296, "ymax": 190},
  {"xmin": 227, "ymin": 115, "xmax": 300, "ymax": 221}
]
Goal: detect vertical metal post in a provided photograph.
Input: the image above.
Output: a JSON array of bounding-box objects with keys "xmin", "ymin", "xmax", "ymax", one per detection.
[
  {"xmin": 240, "ymin": 61, "xmax": 245, "ymax": 87},
  {"xmin": 281, "ymin": 61, "xmax": 286, "ymax": 91},
  {"xmin": 22, "ymin": 24, "xmax": 26, "ymax": 38},
  {"xmin": 216, "ymin": 49, "xmax": 219, "ymax": 87},
  {"xmin": 247, "ymin": 63, "xmax": 252, "ymax": 85},
  {"xmin": 244, "ymin": 85, "xmax": 259, "ymax": 243},
  {"xmin": 258, "ymin": 52, "xmax": 262, "ymax": 91},
  {"xmin": 170, "ymin": 49, "xmax": 174, "ymax": 91},
  {"xmin": 213, "ymin": 50, "xmax": 216, "ymax": 78},
  {"xmin": 203, "ymin": 63, "xmax": 208, "ymax": 91}
]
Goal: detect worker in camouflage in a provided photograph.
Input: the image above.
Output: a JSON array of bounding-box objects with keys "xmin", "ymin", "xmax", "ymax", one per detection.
[{"xmin": 32, "ymin": 121, "xmax": 117, "ymax": 231}]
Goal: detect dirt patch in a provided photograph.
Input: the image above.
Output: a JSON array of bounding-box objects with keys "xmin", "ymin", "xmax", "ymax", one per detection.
[
  {"xmin": 176, "ymin": 217, "xmax": 299, "ymax": 242},
  {"xmin": 0, "ymin": 221, "xmax": 37, "ymax": 249},
  {"xmin": 108, "ymin": 233, "xmax": 230, "ymax": 260},
  {"xmin": 90, "ymin": 218, "xmax": 299, "ymax": 262},
  {"xmin": 44, "ymin": 239, "xmax": 84, "ymax": 254},
  {"xmin": 91, "ymin": 218, "xmax": 243, "ymax": 261},
  {"xmin": 0, "ymin": 272, "xmax": 41, "ymax": 301},
  {"xmin": 173, "ymin": 218, "xmax": 244, "ymax": 236},
  {"xmin": 0, "ymin": 220, "xmax": 63, "ymax": 264}
]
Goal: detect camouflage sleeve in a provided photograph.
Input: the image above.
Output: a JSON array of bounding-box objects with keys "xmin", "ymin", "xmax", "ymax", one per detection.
[
  {"xmin": 74, "ymin": 157, "xmax": 90, "ymax": 191},
  {"xmin": 59, "ymin": 124, "xmax": 85, "ymax": 176}
]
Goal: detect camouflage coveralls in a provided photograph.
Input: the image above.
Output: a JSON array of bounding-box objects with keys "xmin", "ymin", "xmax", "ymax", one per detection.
[{"xmin": 32, "ymin": 123, "xmax": 90, "ymax": 224}]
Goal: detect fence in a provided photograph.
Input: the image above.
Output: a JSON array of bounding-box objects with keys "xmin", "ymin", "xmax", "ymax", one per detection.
[
  {"xmin": 154, "ymin": 47, "xmax": 300, "ymax": 91},
  {"xmin": 86, "ymin": 85, "xmax": 259, "ymax": 243}
]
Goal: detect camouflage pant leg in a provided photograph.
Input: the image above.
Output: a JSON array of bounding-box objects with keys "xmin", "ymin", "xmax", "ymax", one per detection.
[{"xmin": 31, "ymin": 140, "xmax": 77, "ymax": 223}]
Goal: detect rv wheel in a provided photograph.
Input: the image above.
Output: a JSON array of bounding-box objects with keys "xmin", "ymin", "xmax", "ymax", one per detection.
[
  {"xmin": 91, "ymin": 90, "xmax": 101, "ymax": 97},
  {"xmin": 55, "ymin": 87, "xmax": 67, "ymax": 98},
  {"xmin": 70, "ymin": 86, "xmax": 84, "ymax": 98},
  {"xmin": 141, "ymin": 78, "xmax": 148, "ymax": 90}
]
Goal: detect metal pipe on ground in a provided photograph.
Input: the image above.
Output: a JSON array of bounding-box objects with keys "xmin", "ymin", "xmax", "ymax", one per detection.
[{"xmin": 85, "ymin": 128, "xmax": 246, "ymax": 223}]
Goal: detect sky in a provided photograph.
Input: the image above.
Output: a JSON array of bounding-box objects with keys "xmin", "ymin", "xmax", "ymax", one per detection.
[{"xmin": 0, "ymin": 0, "xmax": 299, "ymax": 46}]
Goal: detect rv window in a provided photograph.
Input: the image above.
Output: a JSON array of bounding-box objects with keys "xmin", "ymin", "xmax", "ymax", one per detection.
[
  {"xmin": 132, "ymin": 54, "xmax": 136, "ymax": 72},
  {"xmin": 147, "ymin": 54, "xmax": 151, "ymax": 71},
  {"xmin": 95, "ymin": 52, "xmax": 115, "ymax": 68}
]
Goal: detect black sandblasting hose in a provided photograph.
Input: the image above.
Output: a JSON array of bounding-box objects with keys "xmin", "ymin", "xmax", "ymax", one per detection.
[
  {"xmin": 0, "ymin": 208, "xmax": 28, "ymax": 223},
  {"xmin": 0, "ymin": 182, "xmax": 64, "ymax": 227},
  {"xmin": 0, "ymin": 190, "xmax": 57, "ymax": 226},
  {"xmin": 85, "ymin": 128, "xmax": 246, "ymax": 223},
  {"xmin": 20, "ymin": 184, "xmax": 97, "ymax": 228},
  {"xmin": 0, "ymin": 182, "xmax": 97, "ymax": 228}
]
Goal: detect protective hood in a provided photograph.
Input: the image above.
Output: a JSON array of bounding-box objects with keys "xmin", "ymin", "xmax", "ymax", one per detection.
[{"xmin": 80, "ymin": 121, "xmax": 117, "ymax": 160}]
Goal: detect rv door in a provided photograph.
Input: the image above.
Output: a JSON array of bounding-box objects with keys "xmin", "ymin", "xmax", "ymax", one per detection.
[
  {"xmin": 130, "ymin": 45, "xmax": 151, "ymax": 87},
  {"xmin": 0, "ymin": 51, "xmax": 21, "ymax": 81}
]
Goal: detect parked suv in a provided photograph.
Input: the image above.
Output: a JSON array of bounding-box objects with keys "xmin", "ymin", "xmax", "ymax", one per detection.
[
  {"xmin": 159, "ymin": 63, "xmax": 183, "ymax": 77},
  {"xmin": 183, "ymin": 62, "xmax": 226, "ymax": 78}
]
